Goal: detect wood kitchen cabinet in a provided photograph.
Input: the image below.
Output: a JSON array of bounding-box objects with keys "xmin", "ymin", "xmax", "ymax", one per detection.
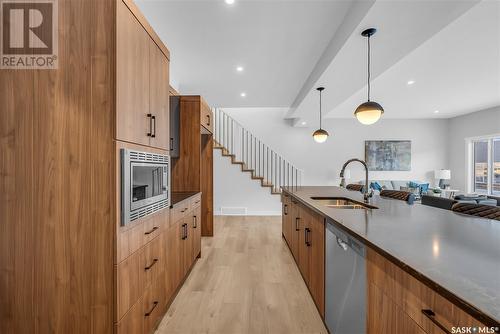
[
  {"xmin": 172, "ymin": 96, "xmax": 214, "ymax": 236},
  {"xmin": 116, "ymin": 0, "xmax": 170, "ymax": 150},
  {"xmin": 281, "ymin": 194, "xmax": 325, "ymax": 317},
  {"xmin": 367, "ymin": 248, "xmax": 487, "ymax": 333}
]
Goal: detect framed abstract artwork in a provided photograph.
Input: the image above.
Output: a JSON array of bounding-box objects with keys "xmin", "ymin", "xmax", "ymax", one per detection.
[{"xmin": 365, "ymin": 140, "xmax": 411, "ymax": 171}]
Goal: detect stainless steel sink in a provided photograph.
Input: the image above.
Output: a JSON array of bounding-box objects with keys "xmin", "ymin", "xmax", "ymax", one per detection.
[{"xmin": 310, "ymin": 197, "xmax": 378, "ymax": 210}]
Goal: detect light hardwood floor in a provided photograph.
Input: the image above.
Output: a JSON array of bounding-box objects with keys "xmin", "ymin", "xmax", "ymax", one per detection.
[{"xmin": 156, "ymin": 216, "xmax": 327, "ymax": 334}]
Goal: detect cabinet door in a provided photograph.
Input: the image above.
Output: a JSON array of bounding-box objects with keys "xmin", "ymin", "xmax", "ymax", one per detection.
[
  {"xmin": 182, "ymin": 217, "xmax": 193, "ymax": 275},
  {"xmin": 166, "ymin": 221, "xmax": 182, "ymax": 297},
  {"xmin": 298, "ymin": 209, "xmax": 310, "ymax": 285},
  {"xmin": 290, "ymin": 200, "xmax": 301, "ymax": 262},
  {"xmin": 116, "ymin": 1, "xmax": 150, "ymax": 146},
  {"xmin": 282, "ymin": 194, "xmax": 291, "ymax": 245},
  {"xmin": 169, "ymin": 95, "xmax": 180, "ymax": 157},
  {"xmin": 191, "ymin": 206, "xmax": 202, "ymax": 260},
  {"xmin": 368, "ymin": 283, "xmax": 426, "ymax": 334},
  {"xmin": 200, "ymin": 100, "xmax": 213, "ymax": 133},
  {"xmin": 149, "ymin": 42, "xmax": 169, "ymax": 150},
  {"xmin": 308, "ymin": 212, "xmax": 325, "ymax": 317}
]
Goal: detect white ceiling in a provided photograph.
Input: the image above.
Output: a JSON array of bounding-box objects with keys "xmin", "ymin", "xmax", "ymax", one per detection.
[
  {"xmin": 291, "ymin": 0, "xmax": 500, "ymax": 123},
  {"xmin": 135, "ymin": 0, "xmax": 354, "ymax": 107},
  {"xmin": 136, "ymin": 0, "xmax": 500, "ymax": 121}
]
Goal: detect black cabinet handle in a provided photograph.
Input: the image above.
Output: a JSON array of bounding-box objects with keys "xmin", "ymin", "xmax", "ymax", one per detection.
[
  {"xmin": 144, "ymin": 258, "xmax": 158, "ymax": 271},
  {"xmin": 305, "ymin": 228, "xmax": 311, "ymax": 247},
  {"xmin": 193, "ymin": 215, "xmax": 197, "ymax": 228},
  {"xmin": 185, "ymin": 224, "xmax": 188, "ymax": 239},
  {"xmin": 170, "ymin": 138, "xmax": 174, "ymax": 150},
  {"xmin": 147, "ymin": 113, "xmax": 153, "ymax": 137},
  {"xmin": 284, "ymin": 204, "xmax": 288, "ymax": 215},
  {"xmin": 295, "ymin": 217, "xmax": 300, "ymax": 231},
  {"xmin": 206, "ymin": 114, "xmax": 210, "ymax": 126},
  {"xmin": 144, "ymin": 226, "xmax": 158, "ymax": 235},
  {"xmin": 181, "ymin": 223, "xmax": 187, "ymax": 240},
  {"xmin": 421, "ymin": 309, "xmax": 451, "ymax": 334},
  {"xmin": 144, "ymin": 301, "xmax": 158, "ymax": 317},
  {"xmin": 151, "ymin": 115, "xmax": 156, "ymax": 138}
]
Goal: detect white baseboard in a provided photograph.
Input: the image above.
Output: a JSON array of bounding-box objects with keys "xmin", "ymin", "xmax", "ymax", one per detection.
[{"xmin": 214, "ymin": 210, "xmax": 281, "ymax": 216}]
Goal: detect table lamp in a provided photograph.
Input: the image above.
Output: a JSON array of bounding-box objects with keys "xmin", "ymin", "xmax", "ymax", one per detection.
[{"xmin": 434, "ymin": 169, "xmax": 451, "ymax": 189}]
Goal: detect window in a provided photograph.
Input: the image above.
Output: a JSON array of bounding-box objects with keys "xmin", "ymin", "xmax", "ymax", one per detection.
[{"xmin": 470, "ymin": 136, "xmax": 500, "ymax": 195}]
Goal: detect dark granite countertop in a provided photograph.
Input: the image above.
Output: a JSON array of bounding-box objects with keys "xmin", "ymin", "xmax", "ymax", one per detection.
[
  {"xmin": 171, "ymin": 191, "xmax": 200, "ymax": 207},
  {"xmin": 282, "ymin": 186, "xmax": 500, "ymax": 324}
]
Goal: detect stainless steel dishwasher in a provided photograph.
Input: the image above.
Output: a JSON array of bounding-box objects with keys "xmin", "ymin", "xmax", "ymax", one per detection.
[{"xmin": 326, "ymin": 220, "xmax": 366, "ymax": 334}]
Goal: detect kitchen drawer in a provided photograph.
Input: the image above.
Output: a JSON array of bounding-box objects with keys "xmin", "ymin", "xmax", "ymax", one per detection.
[
  {"xmin": 142, "ymin": 235, "xmax": 164, "ymax": 289},
  {"xmin": 116, "ymin": 294, "xmax": 144, "ymax": 334},
  {"xmin": 117, "ymin": 209, "xmax": 168, "ymax": 263},
  {"xmin": 143, "ymin": 276, "xmax": 165, "ymax": 334},
  {"xmin": 190, "ymin": 193, "xmax": 201, "ymax": 209},
  {"xmin": 143, "ymin": 210, "xmax": 166, "ymax": 245},
  {"xmin": 367, "ymin": 248, "xmax": 486, "ymax": 333},
  {"xmin": 171, "ymin": 200, "xmax": 190, "ymax": 224},
  {"xmin": 117, "ymin": 234, "xmax": 164, "ymax": 321}
]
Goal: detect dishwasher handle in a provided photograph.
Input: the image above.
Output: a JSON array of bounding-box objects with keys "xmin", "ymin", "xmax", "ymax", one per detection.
[{"xmin": 336, "ymin": 236, "xmax": 348, "ymax": 251}]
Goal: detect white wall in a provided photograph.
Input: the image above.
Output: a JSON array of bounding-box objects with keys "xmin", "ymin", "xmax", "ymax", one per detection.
[
  {"xmin": 448, "ymin": 106, "xmax": 500, "ymax": 192},
  {"xmin": 214, "ymin": 107, "xmax": 450, "ymax": 215}
]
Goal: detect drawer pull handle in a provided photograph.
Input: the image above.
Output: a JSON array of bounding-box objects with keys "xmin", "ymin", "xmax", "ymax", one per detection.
[
  {"xmin": 195, "ymin": 200, "xmax": 200, "ymax": 204},
  {"xmin": 421, "ymin": 309, "xmax": 451, "ymax": 334},
  {"xmin": 147, "ymin": 113, "xmax": 153, "ymax": 137},
  {"xmin": 181, "ymin": 223, "xmax": 188, "ymax": 240},
  {"xmin": 144, "ymin": 301, "xmax": 159, "ymax": 317},
  {"xmin": 144, "ymin": 226, "xmax": 159, "ymax": 235},
  {"xmin": 193, "ymin": 215, "xmax": 197, "ymax": 228},
  {"xmin": 170, "ymin": 138, "xmax": 174, "ymax": 150},
  {"xmin": 284, "ymin": 204, "xmax": 288, "ymax": 215},
  {"xmin": 144, "ymin": 258, "xmax": 158, "ymax": 271},
  {"xmin": 206, "ymin": 114, "xmax": 210, "ymax": 126},
  {"xmin": 295, "ymin": 217, "xmax": 300, "ymax": 231},
  {"xmin": 305, "ymin": 227, "xmax": 311, "ymax": 247}
]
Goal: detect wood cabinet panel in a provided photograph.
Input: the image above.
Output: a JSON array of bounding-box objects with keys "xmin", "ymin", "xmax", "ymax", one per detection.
[
  {"xmin": 281, "ymin": 194, "xmax": 292, "ymax": 245},
  {"xmin": 308, "ymin": 211, "xmax": 325, "ymax": 317},
  {"xmin": 298, "ymin": 209, "xmax": 310, "ymax": 285},
  {"xmin": 367, "ymin": 247, "xmax": 487, "ymax": 333},
  {"xmin": 290, "ymin": 199, "xmax": 301, "ymax": 262},
  {"xmin": 116, "ymin": 295, "xmax": 144, "ymax": 334},
  {"xmin": 143, "ymin": 276, "xmax": 164, "ymax": 334},
  {"xmin": 191, "ymin": 205, "xmax": 202, "ymax": 260},
  {"xmin": 166, "ymin": 221, "xmax": 182, "ymax": 301},
  {"xmin": 116, "ymin": 0, "xmax": 150, "ymax": 146},
  {"xmin": 116, "ymin": 247, "xmax": 144, "ymax": 322},
  {"xmin": 368, "ymin": 282, "xmax": 427, "ymax": 334},
  {"xmin": 149, "ymin": 41, "xmax": 170, "ymax": 150},
  {"xmin": 201, "ymin": 100, "xmax": 213, "ymax": 133},
  {"xmin": 201, "ymin": 135, "xmax": 214, "ymax": 236}
]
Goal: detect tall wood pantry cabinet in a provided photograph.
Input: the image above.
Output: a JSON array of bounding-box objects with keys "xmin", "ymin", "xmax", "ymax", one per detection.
[
  {"xmin": 0, "ymin": 0, "xmax": 196, "ymax": 333},
  {"xmin": 171, "ymin": 96, "xmax": 214, "ymax": 236}
]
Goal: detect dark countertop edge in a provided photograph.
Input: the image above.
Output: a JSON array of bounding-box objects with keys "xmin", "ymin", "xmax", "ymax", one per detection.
[
  {"xmin": 170, "ymin": 191, "xmax": 201, "ymax": 207},
  {"xmin": 282, "ymin": 188, "xmax": 500, "ymax": 326}
]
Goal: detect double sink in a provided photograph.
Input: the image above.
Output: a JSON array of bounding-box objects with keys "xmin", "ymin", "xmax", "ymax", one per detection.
[{"xmin": 310, "ymin": 197, "xmax": 378, "ymax": 210}]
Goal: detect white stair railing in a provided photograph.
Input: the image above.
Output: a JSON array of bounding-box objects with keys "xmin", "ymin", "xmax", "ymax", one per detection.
[{"xmin": 214, "ymin": 108, "xmax": 303, "ymax": 193}]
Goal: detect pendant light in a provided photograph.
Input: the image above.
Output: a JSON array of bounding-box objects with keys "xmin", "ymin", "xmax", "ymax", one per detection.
[
  {"xmin": 312, "ymin": 87, "xmax": 329, "ymax": 143},
  {"xmin": 355, "ymin": 28, "xmax": 384, "ymax": 125}
]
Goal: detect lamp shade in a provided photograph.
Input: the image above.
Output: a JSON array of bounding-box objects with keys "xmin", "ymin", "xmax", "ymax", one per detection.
[
  {"xmin": 313, "ymin": 129, "xmax": 329, "ymax": 143},
  {"xmin": 354, "ymin": 101, "xmax": 384, "ymax": 125},
  {"xmin": 434, "ymin": 169, "xmax": 451, "ymax": 180}
]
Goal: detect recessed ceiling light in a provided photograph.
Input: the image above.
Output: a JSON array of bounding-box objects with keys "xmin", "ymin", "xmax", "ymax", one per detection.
[
  {"xmin": 225, "ymin": 0, "xmax": 235, "ymax": 4},
  {"xmin": 236, "ymin": 66, "xmax": 244, "ymax": 72},
  {"xmin": 301, "ymin": 121, "xmax": 307, "ymax": 125},
  {"xmin": 434, "ymin": 110, "xmax": 440, "ymax": 113},
  {"xmin": 240, "ymin": 92, "xmax": 246, "ymax": 97},
  {"xmin": 407, "ymin": 80, "xmax": 415, "ymax": 85}
]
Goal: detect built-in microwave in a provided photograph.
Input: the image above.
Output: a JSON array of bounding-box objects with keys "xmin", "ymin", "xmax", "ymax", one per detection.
[{"xmin": 121, "ymin": 149, "xmax": 170, "ymax": 226}]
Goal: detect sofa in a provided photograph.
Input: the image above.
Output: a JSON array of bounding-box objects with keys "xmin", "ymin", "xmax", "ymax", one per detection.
[{"xmin": 421, "ymin": 194, "xmax": 499, "ymax": 211}]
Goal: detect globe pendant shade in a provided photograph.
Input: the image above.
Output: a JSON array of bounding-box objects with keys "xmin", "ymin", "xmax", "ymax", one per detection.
[
  {"xmin": 313, "ymin": 129, "xmax": 329, "ymax": 143},
  {"xmin": 354, "ymin": 101, "xmax": 384, "ymax": 125}
]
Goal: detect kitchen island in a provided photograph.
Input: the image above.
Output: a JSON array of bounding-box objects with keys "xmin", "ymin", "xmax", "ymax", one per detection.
[{"xmin": 281, "ymin": 186, "xmax": 500, "ymax": 333}]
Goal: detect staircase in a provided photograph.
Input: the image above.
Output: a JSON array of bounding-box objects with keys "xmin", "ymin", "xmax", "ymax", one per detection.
[{"xmin": 213, "ymin": 108, "xmax": 303, "ymax": 195}]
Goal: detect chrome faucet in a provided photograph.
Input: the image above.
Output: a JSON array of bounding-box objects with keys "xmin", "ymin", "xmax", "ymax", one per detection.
[{"xmin": 340, "ymin": 158, "xmax": 373, "ymax": 202}]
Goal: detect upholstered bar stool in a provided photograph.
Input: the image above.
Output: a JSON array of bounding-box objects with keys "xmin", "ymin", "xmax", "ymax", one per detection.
[
  {"xmin": 451, "ymin": 203, "xmax": 500, "ymax": 221},
  {"xmin": 346, "ymin": 184, "xmax": 364, "ymax": 192},
  {"xmin": 380, "ymin": 189, "xmax": 416, "ymax": 204}
]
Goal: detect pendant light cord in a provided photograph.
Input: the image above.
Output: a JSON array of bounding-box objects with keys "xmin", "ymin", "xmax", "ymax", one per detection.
[
  {"xmin": 319, "ymin": 89, "xmax": 322, "ymax": 129},
  {"xmin": 367, "ymin": 35, "xmax": 371, "ymax": 101}
]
